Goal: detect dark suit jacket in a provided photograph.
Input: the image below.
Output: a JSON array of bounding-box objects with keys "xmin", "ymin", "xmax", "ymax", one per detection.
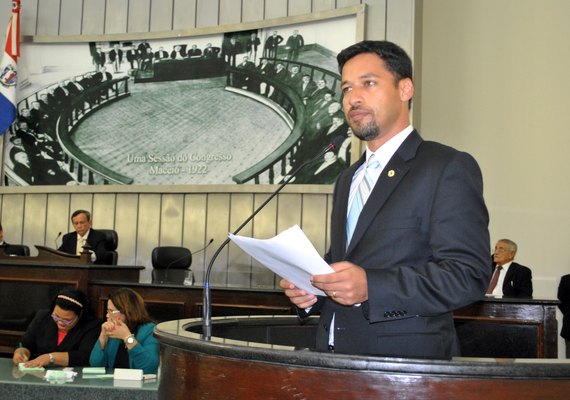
[
  {"xmin": 58, "ymin": 228, "xmax": 108, "ymax": 264},
  {"xmin": 22, "ymin": 309, "xmax": 101, "ymax": 367},
  {"xmin": 558, "ymin": 274, "xmax": 570, "ymax": 340},
  {"xmin": 303, "ymin": 130, "xmax": 490, "ymax": 359},
  {"xmin": 494, "ymin": 262, "xmax": 533, "ymax": 298}
]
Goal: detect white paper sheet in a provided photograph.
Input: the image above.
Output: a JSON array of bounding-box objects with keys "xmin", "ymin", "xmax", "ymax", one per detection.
[{"xmin": 229, "ymin": 225, "xmax": 334, "ymax": 296}]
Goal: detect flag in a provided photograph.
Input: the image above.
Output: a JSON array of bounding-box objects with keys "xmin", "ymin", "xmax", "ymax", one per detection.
[{"xmin": 0, "ymin": 0, "xmax": 21, "ymax": 135}]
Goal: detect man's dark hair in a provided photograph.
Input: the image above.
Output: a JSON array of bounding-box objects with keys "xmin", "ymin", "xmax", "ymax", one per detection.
[
  {"xmin": 337, "ymin": 40, "xmax": 413, "ymax": 83},
  {"xmin": 71, "ymin": 209, "xmax": 91, "ymax": 221}
]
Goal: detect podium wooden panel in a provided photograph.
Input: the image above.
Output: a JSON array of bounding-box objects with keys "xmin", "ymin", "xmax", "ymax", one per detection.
[{"xmin": 155, "ymin": 316, "xmax": 570, "ymax": 400}]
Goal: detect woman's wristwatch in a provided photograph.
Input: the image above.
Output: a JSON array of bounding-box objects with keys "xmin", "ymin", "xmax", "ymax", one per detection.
[{"xmin": 124, "ymin": 334, "xmax": 136, "ymax": 347}]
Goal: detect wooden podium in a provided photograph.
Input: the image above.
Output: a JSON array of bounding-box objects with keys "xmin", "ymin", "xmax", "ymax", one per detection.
[
  {"xmin": 0, "ymin": 245, "xmax": 91, "ymax": 264},
  {"xmin": 155, "ymin": 316, "xmax": 570, "ymax": 400}
]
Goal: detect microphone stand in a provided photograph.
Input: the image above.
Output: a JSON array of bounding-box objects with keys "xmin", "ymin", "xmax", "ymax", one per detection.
[{"xmin": 202, "ymin": 136, "xmax": 345, "ymax": 339}]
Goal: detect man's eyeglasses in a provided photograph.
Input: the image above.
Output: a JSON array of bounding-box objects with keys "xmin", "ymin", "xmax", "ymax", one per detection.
[{"xmin": 51, "ymin": 312, "xmax": 77, "ymax": 326}]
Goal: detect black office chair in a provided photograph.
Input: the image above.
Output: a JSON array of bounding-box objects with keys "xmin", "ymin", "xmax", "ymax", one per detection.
[
  {"xmin": 151, "ymin": 246, "xmax": 192, "ymax": 284},
  {"xmin": 1, "ymin": 244, "xmax": 30, "ymax": 256},
  {"xmin": 98, "ymin": 229, "xmax": 119, "ymax": 265}
]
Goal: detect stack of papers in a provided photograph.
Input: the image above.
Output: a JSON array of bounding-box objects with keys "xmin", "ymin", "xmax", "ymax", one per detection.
[
  {"xmin": 18, "ymin": 363, "xmax": 45, "ymax": 372},
  {"xmin": 229, "ymin": 225, "xmax": 334, "ymax": 296}
]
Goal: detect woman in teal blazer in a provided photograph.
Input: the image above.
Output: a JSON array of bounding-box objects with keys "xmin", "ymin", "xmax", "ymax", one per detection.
[{"xmin": 90, "ymin": 288, "xmax": 159, "ymax": 374}]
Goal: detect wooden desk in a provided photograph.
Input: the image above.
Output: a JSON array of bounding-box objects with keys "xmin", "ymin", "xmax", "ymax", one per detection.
[
  {"xmin": 0, "ymin": 358, "xmax": 157, "ymax": 399},
  {"xmin": 0, "ymin": 257, "xmax": 142, "ymax": 355}
]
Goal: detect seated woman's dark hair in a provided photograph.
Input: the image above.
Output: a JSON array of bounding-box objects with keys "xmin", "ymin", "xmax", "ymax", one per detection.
[{"xmin": 52, "ymin": 287, "xmax": 88, "ymax": 320}]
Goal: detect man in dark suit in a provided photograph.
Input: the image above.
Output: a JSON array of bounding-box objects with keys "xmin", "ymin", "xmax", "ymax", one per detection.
[
  {"xmin": 280, "ymin": 40, "xmax": 490, "ymax": 359},
  {"xmin": 557, "ymin": 274, "xmax": 570, "ymax": 358},
  {"xmin": 0, "ymin": 223, "xmax": 28, "ymax": 256},
  {"xmin": 489, "ymin": 239, "xmax": 533, "ymax": 298},
  {"xmin": 58, "ymin": 210, "xmax": 108, "ymax": 264}
]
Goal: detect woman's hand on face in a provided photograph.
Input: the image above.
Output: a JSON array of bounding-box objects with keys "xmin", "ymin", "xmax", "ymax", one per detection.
[{"xmin": 104, "ymin": 318, "xmax": 131, "ymax": 339}]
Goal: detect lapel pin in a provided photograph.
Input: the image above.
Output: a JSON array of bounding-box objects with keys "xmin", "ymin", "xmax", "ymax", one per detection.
[{"xmin": 387, "ymin": 170, "xmax": 395, "ymax": 177}]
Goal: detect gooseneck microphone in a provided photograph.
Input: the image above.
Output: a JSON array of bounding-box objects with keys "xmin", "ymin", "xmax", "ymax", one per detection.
[
  {"xmin": 202, "ymin": 135, "xmax": 346, "ymax": 339},
  {"xmin": 54, "ymin": 232, "xmax": 62, "ymax": 248},
  {"xmin": 162, "ymin": 239, "xmax": 214, "ymax": 283}
]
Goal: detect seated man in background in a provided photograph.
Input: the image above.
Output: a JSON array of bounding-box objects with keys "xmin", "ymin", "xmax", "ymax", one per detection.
[
  {"xmin": 488, "ymin": 239, "xmax": 533, "ymax": 298},
  {"xmin": 58, "ymin": 209, "xmax": 107, "ymax": 264},
  {"xmin": 0, "ymin": 223, "xmax": 28, "ymax": 256}
]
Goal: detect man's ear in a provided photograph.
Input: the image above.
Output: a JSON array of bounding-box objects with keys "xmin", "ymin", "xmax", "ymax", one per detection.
[{"xmin": 399, "ymin": 78, "xmax": 414, "ymax": 103}]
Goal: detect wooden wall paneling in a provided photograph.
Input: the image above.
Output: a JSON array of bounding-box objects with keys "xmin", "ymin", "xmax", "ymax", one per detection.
[
  {"xmin": 82, "ymin": 0, "xmax": 106, "ymax": 35},
  {"xmin": 288, "ymin": 0, "xmax": 313, "ymax": 17},
  {"xmin": 276, "ymin": 193, "xmax": 303, "ymax": 232},
  {"xmin": 115, "ymin": 193, "xmax": 140, "ymax": 266},
  {"xmin": 35, "ymin": 0, "xmax": 61, "ymax": 36},
  {"xmin": 158, "ymin": 193, "xmax": 185, "ymax": 245},
  {"xmin": 275, "ymin": 193, "xmax": 303, "ymax": 287},
  {"xmin": 324, "ymin": 192, "xmax": 333, "ymax": 251},
  {"xmin": 242, "ymin": 0, "xmax": 265, "ymax": 23},
  {"xmin": 92, "ymin": 193, "xmax": 117, "ymax": 229},
  {"xmin": 195, "ymin": 0, "xmax": 219, "ymax": 29},
  {"xmin": 386, "ymin": 0, "xmax": 414, "ymax": 55},
  {"xmin": 105, "ymin": 0, "xmax": 129, "ymax": 35},
  {"xmin": 301, "ymin": 193, "xmax": 329, "ymax": 257},
  {"xmin": 219, "ymin": 0, "xmax": 242, "ymax": 26},
  {"xmin": 227, "ymin": 193, "xmax": 255, "ymax": 287},
  {"xmin": 45, "ymin": 193, "xmax": 72, "ymax": 250},
  {"xmin": 172, "ymin": 0, "xmax": 197, "ymax": 31},
  {"xmin": 338, "ymin": 0, "xmax": 362, "ymax": 8},
  {"xmin": 128, "ymin": 0, "xmax": 151, "ymax": 33},
  {"xmin": 312, "ymin": 0, "xmax": 337, "ymax": 13},
  {"xmin": 136, "ymin": 193, "xmax": 162, "ymax": 281},
  {"xmin": 59, "ymin": 0, "xmax": 83, "ymax": 36},
  {"xmin": 22, "ymin": 193, "xmax": 48, "ymax": 252},
  {"xmin": 1, "ymin": 194, "xmax": 26, "ymax": 246},
  {"xmin": 364, "ymin": 0, "xmax": 386, "ymax": 40},
  {"xmin": 0, "ymin": 3, "xmax": 10, "ymax": 41},
  {"xmin": 21, "ymin": 0, "xmax": 38, "ymax": 36},
  {"xmin": 182, "ymin": 193, "xmax": 208, "ymax": 279},
  {"xmin": 264, "ymin": 0, "xmax": 288, "ymax": 20},
  {"xmin": 250, "ymin": 192, "xmax": 278, "ymax": 287},
  {"xmin": 204, "ymin": 193, "xmax": 231, "ymax": 286},
  {"xmin": 150, "ymin": 0, "xmax": 175, "ymax": 32}
]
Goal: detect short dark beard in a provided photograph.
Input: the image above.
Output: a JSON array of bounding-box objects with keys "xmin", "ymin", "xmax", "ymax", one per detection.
[{"xmin": 351, "ymin": 120, "xmax": 380, "ymax": 141}]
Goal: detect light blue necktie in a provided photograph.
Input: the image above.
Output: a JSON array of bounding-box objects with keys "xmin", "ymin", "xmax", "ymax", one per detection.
[{"xmin": 346, "ymin": 155, "xmax": 381, "ymax": 245}]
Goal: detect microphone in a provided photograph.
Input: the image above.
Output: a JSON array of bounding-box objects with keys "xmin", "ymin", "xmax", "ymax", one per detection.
[
  {"xmin": 162, "ymin": 239, "xmax": 214, "ymax": 283},
  {"xmin": 202, "ymin": 135, "xmax": 345, "ymax": 339},
  {"xmin": 54, "ymin": 232, "xmax": 62, "ymax": 248}
]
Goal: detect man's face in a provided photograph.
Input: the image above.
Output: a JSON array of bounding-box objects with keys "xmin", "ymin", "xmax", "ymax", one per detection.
[
  {"xmin": 493, "ymin": 241, "xmax": 515, "ymax": 265},
  {"xmin": 340, "ymin": 52, "xmax": 413, "ymax": 144},
  {"xmin": 72, "ymin": 213, "xmax": 91, "ymax": 237}
]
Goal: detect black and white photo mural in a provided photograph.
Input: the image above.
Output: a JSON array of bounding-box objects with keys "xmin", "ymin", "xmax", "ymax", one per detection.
[{"xmin": 4, "ymin": 13, "xmax": 358, "ymax": 186}]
